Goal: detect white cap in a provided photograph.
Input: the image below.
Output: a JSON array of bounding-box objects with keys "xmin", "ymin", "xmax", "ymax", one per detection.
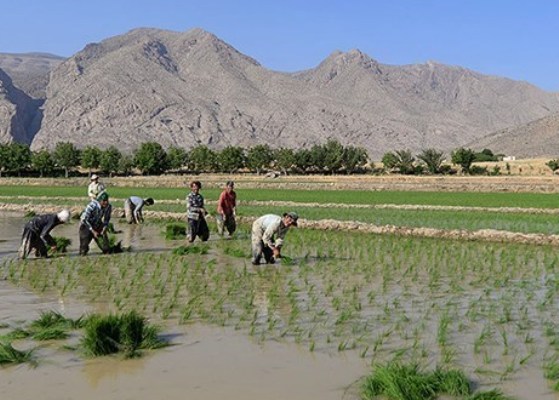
[
  {"xmin": 57, "ymin": 209, "xmax": 71, "ymax": 223},
  {"xmin": 90, "ymin": 174, "xmax": 99, "ymax": 181}
]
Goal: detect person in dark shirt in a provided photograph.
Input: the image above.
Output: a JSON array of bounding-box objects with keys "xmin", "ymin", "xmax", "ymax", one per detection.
[
  {"xmin": 18, "ymin": 209, "xmax": 71, "ymax": 259},
  {"xmin": 186, "ymin": 180, "xmax": 209, "ymax": 243}
]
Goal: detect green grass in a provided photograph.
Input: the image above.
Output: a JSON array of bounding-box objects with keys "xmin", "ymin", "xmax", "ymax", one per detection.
[{"xmin": 1, "ymin": 185, "xmax": 559, "ymax": 208}]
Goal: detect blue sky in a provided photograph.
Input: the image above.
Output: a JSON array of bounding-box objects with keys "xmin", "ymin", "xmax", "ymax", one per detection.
[{"xmin": 2, "ymin": 0, "xmax": 558, "ymax": 91}]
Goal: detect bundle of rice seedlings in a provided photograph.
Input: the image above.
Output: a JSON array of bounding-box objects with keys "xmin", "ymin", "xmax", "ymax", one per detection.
[
  {"xmin": 172, "ymin": 245, "xmax": 209, "ymax": 255},
  {"xmin": 361, "ymin": 362, "xmax": 509, "ymax": 400},
  {"xmin": 51, "ymin": 237, "xmax": 71, "ymax": 254},
  {"xmin": 165, "ymin": 223, "xmax": 187, "ymax": 240},
  {"xmin": 0, "ymin": 342, "xmax": 34, "ymax": 365},
  {"xmin": 81, "ymin": 311, "xmax": 165, "ymax": 358}
]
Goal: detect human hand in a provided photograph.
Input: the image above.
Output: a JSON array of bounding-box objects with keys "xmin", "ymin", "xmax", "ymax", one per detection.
[
  {"xmin": 92, "ymin": 230, "xmax": 99, "ymax": 239},
  {"xmin": 50, "ymin": 246, "xmax": 57, "ymax": 252},
  {"xmin": 273, "ymin": 246, "xmax": 281, "ymax": 259}
]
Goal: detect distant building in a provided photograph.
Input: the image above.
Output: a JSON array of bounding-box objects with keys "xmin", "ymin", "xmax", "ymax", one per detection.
[{"xmin": 503, "ymin": 156, "xmax": 516, "ymax": 161}]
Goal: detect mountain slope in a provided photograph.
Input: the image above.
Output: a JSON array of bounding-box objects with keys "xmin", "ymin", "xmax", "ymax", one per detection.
[
  {"xmin": 28, "ymin": 28, "xmax": 559, "ymax": 158},
  {"xmin": 0, "ymin": 52, "xmax": 64, "ymax": 98},
  {"xmin": 0, "ymin": 68, "xmax": 38, "ymax": 144},
  {"xmin": 469, "ymin": 113, "xmax": 559, "ymax": 158}
]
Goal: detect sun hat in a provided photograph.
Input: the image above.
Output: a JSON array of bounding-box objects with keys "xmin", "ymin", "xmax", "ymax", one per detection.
[{"xmin": 90, "ymin": 174, "xmax": 99, "ymax": 181}]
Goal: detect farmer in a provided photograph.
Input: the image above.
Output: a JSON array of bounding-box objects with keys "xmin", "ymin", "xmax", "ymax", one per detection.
[
  {"xmin": 216, "ymin": 181, "xmax": 237, "ymax": 236},
  {"xmin": 251, "ymin": 212, "xmax": 298, "ymax": 265},
  {"xmin": 79, "ymin": 192, "xmax": 111, "ymax": 255},
  {"xmin": 124, "ymin": 196, "xmax": 154, "ymax": 224},
  {"xmin": 87, "ymin": 174, "xmax": 106, "ymax": 201},
  {"xmin": 186, "ymin": 180, "xmax": 209, "ymax": 243},
  {"xmin": 18, "ymin": 209, "xmax": 71, "ymax": 259}
]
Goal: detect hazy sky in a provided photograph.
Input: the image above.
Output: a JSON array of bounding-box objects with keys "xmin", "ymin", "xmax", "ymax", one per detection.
[{"xmin": 2, "ymin": 0, "xmax": 558, "ymax": 91}]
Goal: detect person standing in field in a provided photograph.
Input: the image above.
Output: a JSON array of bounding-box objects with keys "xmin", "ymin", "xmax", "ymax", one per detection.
[
  {"xmin": 216, "ymin": 181, "xmax": 237, "ymax": 237},
  {"xmin": 18, "ymin": 209, "xmax": 71, "ymax": 259},
  {"xmin": 87, "ymin": 174, "xmax": 105, "ymax": 201},
  {"xmin": 124, "ymin": 196, "xmax": 155, "ymax": 224},
  {"xmin": 79, "ymin": 192, "xmax": 111, "ymax": 255},
  {"xmin": 251, "ymin": 212, "xmax": 298, "ymax": 265},
  {"xmin": 186, "ymin": 181, "xmax": 209, "ymax": 243}
]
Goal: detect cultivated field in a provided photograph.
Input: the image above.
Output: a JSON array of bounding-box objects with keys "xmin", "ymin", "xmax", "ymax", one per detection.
[{"xmin": 2, "ymin": 173, "xmax": 559, "ymax": 399}]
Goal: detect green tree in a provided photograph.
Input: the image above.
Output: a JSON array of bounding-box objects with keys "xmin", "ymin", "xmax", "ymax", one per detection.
[
  {"xmin": 293, "ymin": 148, "xmax": 313, "ymax": 173},
  {"xmin": 218, "ymin": 146, "xmax": 245, "ymax": 173},
  {"xmin": 99, "ymin": 146, "xmax": 122, "ymax": 176},
  {"xmin": 32, "ymin": 149, "xmax": 55, "ymax": 177},
  {"xmin": 275, "ymin": 147, "xmax": 296, "ymax": 175},
  {"xmin": 381, "ymin": 152, "xmax": 399, "ymax": 171},
  {"xmin": 246, "ymin": 144, "xmax": 274, "ymax": 174},
  {"xmin": 118, "ymin": 154, "xmax": 135, "ymax": 176},
  {"xmin": 2, "ymin": 143, "xmax": 32, "ymax": 176},
  {"xmin": 81, "ymin": 146, "xmax": 102, "ymax": 176},
  {"xmin": 167, "ymin": 146, "xmax": 189, "ymax": 171},
  {"xmin": 417, "ymin": 148, "xmax": 445, "ymax": 174},
  {"xmin": 322, "ymin": 139, "xmax": 345, "ymax": 174},
  {"xmin": 382, "ymin": 149, "xmax": 415, "ymax": 174},
  {"xmin": 546, "ymin": 159, "xmax": 559, "ymax": 173},
  {"xmin": 133, "ymin": 142, "xmax": 168, "ymax": 175},
  {"xmin": 188, "ymin": 145, "xmax": 217, "ymax": 172},
  {"xmin": 309, "ymin": 143, "xmax": 327, "ymax": 173},
  {"xmin": 0, "ymin": 143, "xmax": 10, "ymax": 177},
  {"xmin": 341, "ymin": 146, "xmax": 369, "ymax": 174},
  {"xmin": 451, "ymin": 147, "xmax": 476, "ymax": 174},
  {"xmin": 53, "ymin": 142, "xmax": 80, "ymax": 178}
]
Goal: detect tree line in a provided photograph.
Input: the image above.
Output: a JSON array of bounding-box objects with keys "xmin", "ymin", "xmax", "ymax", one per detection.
[{"xmin": 0, "ymin": 140, "xmax": 514, "ymax": 177}]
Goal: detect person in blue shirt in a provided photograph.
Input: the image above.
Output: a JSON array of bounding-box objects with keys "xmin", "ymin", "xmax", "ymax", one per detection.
[{"xmin": 124, "ymin": 196, "xmax": 154, "ymax": 224}]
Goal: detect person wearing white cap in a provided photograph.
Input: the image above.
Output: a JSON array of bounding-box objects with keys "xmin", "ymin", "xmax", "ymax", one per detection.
[
  {"xmin": 250, "ymin": 212, "xmax": 298, "ymax": 265},
  {"xmin": 87, "ymin": 174, "xmax": 106, "ymax": 201},
  {"xmin": 18, "ymin": 209, "xmax": 71, "ymax": 259}
]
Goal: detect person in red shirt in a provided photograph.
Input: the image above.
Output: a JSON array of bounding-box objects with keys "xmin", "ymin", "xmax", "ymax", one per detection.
[{"xmin": 216, "ymin": 180, "xmax": 237, "ymax": 236}]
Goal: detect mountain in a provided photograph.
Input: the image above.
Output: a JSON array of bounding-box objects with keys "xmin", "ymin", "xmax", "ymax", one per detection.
[
  {"xmin": 0, "ymin": 67, "xmax": 39, "ymax": 144},
  {"xmin": 0, "ymin": 52, "xmax": 64, "ymax": 99},
  {"xmin": 469, "ymin": 113, "xmax": 559, "ymax": 158},
  {"xmin": 13, "ymin": 27, "xmax": 559, "ymax": 158}
]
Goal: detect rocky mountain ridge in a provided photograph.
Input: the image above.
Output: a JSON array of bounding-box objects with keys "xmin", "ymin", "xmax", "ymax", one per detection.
[{"xmin": 1, "ymin": 28, "xmax": 558, "ymax": 158}]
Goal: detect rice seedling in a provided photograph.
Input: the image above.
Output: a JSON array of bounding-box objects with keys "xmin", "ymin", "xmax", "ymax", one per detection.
[
  {"xmin": 165, "ymin": 223, "xmax": 187, "ymax": 240},
  {"xmin": 51, "ymin": 236, "xmax": 72, "ymax": 254},
  {"xmin": 0, "ymin": 342, "xmax": 34, "ymax": 365}
]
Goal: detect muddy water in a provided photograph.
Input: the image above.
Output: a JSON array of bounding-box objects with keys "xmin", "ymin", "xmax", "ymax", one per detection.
[{"xmin": 0, "ymin": 215, "xmax": 367, "ymax": 400}]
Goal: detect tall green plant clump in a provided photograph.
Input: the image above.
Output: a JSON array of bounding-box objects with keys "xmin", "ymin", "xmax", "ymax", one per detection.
[{"xmin": 81, "ymin": 311, "xmax": 165, "ymax": 358}]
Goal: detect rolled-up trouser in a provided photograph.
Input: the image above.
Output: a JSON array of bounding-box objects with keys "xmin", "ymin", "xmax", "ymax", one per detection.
[
  {"xmin": 187, "ymin": 217, "xmax": 209, "ymax": 242},
  {"xmin": 124, "ymin": 199, "xmax": 135, "ymax": 224},
  {"xmin": 250, "ymin": 234, "xmax": 274, "ymax": 265},
  {"xmin": 216, "ymin": 214, "xmax": 236, "ymax": 236}
]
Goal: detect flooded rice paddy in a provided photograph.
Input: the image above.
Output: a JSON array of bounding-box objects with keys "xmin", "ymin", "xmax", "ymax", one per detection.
[{"xmin": 2, "ymin": 214, "xmax": 559, "ymax": 399}]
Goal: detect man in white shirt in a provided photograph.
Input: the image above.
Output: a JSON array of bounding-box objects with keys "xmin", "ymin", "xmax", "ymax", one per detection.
[
  {"xmin": 87, "ymin": 174, "xmax": 105, "ymax": 201},
  {"xmin": 251, "ymin": 212, "xmax": 298, "ymax": 265}
]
